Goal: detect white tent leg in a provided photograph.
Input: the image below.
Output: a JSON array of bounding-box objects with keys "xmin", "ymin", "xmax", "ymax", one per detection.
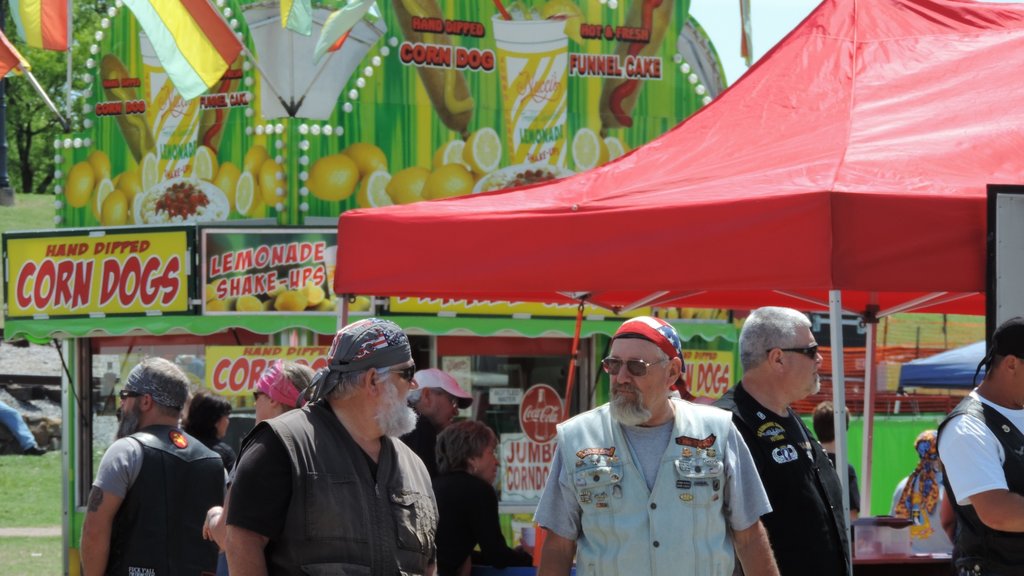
[
  {"xmin": 829, "ymin": 290, "xmax": 853, "ymax": 574},
  {"xmin": 861, "ymin": 320, "xmax": 877, "ymax": 515}
]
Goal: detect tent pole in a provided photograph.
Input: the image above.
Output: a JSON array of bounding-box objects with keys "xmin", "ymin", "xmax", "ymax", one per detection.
[
  {"xmin": 338, "ymin": 294, "xmax": 350, "ymax": 330},
  {"xmin": 861, "ymin": 318, "xmax": 877, "ymax": 516},
  {"xmin": 828, "ymin": 290, "xmax": 852, "ymax": 574},
  {"xmin": 561, "ymin": 302, "xmax": 585, "ymax": 420}
]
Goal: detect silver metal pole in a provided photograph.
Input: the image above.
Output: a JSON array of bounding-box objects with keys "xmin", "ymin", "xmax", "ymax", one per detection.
[{"xmin": 829, "ymin": 290, "xmax": 853, "ymax": 575}]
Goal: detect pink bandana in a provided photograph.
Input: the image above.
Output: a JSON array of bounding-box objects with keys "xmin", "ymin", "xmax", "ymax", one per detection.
[{"xmin": 256, "ymin": 360, "xmax": 306, "ymax": 408}]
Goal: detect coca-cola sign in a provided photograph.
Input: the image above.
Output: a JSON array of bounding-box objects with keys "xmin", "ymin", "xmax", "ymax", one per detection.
[{"xmin": 519, "ymin": 384, "xmax": 563, "ymax": 444}]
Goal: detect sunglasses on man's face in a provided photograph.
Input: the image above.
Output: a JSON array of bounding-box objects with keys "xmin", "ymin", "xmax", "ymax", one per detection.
[
  {"xmin": 391, "ymin": 364, "xmax": 417, "ymax": 383},
  {"xmin": 119, "ymin": 389, "xmax": 142, "ymax": 400},
  {"xmin": 601, "ymin": 357, "xmax": 667, "ymax": 377},
  {"xmin": 772, "ymin": 344, "xmax": 820, "ymax": 359}
]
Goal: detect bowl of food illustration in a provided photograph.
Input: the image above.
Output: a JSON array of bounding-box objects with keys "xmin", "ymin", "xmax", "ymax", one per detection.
[
  {"xmin": 473, "ymin": 163, "xmax": 575, "ymax": 193},
  {"xmin": 133, "ymin": 177, "xmax": 231, "ymax": 224}
]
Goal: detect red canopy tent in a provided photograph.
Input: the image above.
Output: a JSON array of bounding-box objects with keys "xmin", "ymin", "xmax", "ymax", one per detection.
[
  {"xmin": 336, "ymin": 0, "xmax": 1024, "ymax": 516},
  {"xmin": 336, "ymin": 0, "xmax": 1024, "ymax": 317}
]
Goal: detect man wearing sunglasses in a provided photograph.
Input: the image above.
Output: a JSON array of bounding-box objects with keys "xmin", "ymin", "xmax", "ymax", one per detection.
[
  {"xmin": 401, "ymin": 368, "xmax": 474, "ymax": 477},
  {"xmin": 535, "ymin": 316, "xmax": 778, "ymax": 576},
  {"xmin": 225, "ymin": 318, "xmax": 437, "ymax": 576},
  {"xmin": 715, "ymin": 306, "xmax": 851, "ymax": 576},
  {"xmin": 937, "ymin": 316, "xmax": 1024, "ymax": 576},
  {"xmin": 81, "ymin": 357, "xmax": 225, "ymax": 576}
]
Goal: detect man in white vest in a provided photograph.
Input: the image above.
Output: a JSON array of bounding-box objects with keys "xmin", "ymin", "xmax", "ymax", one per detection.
[{"xmin": 534, "ymin": 316, "xmax": 779, "ymax": 576}]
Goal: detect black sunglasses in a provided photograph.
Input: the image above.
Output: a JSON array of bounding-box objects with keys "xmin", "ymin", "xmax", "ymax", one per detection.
[
  {"xmin": 389, "ymin": 364, "xmax": 417, "ymax": 382},
  {"xmin": 774, "ymin": 344, "xmax": 820, "ymax": 359},
  {"xmin": 601, "ymin": 357, "xmax": 667, "ymax": 377},
  {"xmin": 119, "ymin": 389, "xmax": 142, "ymax": 400}
]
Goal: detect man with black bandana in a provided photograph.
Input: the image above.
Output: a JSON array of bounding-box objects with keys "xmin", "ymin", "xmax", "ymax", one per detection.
[
  {"xmin": 715, "ymin": 306, "xmax": 851, "ymax": 576},
  {"xmin": 938, "ymin": 316, "xmax": 1024, "ymax": 576},
  {"xmin": 225, "ymin": 318, "xmax": 437, "ymax": 576},
  {"xmin": 80, "ymin": 357, "xmax": 224, "ymax": 576}
]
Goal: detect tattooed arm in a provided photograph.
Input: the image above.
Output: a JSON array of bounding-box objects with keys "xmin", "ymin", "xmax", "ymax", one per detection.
[{"xmin": 81, "ymin": 485, "xmax": 124, "ymax": 576}]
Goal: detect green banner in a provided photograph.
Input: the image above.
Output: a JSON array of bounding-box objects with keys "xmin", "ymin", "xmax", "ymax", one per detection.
[{"xmin": 56, "ymin": 0, "xmax": 724, "ymax": 228}]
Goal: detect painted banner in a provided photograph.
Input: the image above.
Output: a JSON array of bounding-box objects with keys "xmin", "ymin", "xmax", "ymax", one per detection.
[
  {"xmin": 683, "ymin": 349, "xmax": 734, "ymax": 401},
  {"xmin": 56, "ymin": 0, "xmax": 725, "ymax": 230},
  {"xmin": 205, "ymin": 344, "xmax": 330, "ymax": 396},
  {"xmin": 3, "ymin": 228, "xmax": 190, "ymax": 318},
  {"xmin": 390, "ymin": 297, "xmax": 651, "ymax": 318},
  {"xmin": 500, "ymin": 432, "xmax": 557, "ymax": 502},
  {"xmin": 200, "ymin": 228, "xmax": 341, "ymax": 314}
]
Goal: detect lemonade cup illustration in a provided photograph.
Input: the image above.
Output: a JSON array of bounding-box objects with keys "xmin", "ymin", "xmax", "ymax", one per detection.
[
  {"xmin": 323, "ymin": 245, "xmax": 337, "ymax": 288},
  {"xmin": 139, "ymin": 32, "xmax": 202, "ymax": 183},
  {"xmin": 492, "ymin": 15, "xmax": 569, "ymax": 167}
]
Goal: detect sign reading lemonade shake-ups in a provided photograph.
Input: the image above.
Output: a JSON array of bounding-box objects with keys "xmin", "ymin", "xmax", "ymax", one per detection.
[{"xmin": 57, "ymin": 0, "xmax": 725, "ymax": 232}]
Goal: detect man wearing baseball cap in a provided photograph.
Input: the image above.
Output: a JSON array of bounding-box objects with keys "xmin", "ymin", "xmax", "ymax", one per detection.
[
  {"xmin": 81, "ymin": 357, "xmax": 225, "ymax": 576},
  {"xmin": 938, "ymin": 316, "xmax": 1024, "ymax": 575},
  {"xmin": 535, "ymin": 316, "xmax": 778, "ymax": 576},
  {"xmin": 226, "ymin": 318, "xmax": 436, "ymax": 576},
  {"xmin": 401, "ymin": 368, "xmax": 473, "ymax": 476}
]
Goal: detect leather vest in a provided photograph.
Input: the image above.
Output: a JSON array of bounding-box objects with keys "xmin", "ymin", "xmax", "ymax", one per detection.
[
  {"xmin": 716, "ymin": 384, "xmax": 851, "ymax": 576},
  {"xmin": 938, "ymin": 395, "xmax": 1024, "ymax": 574},
  {"xmin": 265, "ymin": 403, "xmax": 436, "ymax": 576},
  {"xmin": 108, "ymin": 425, "xmax": 224, "ymax": 576},
  {"xmin": 557, "ymin": 399, "xmax": 736, "ymax": 576}
]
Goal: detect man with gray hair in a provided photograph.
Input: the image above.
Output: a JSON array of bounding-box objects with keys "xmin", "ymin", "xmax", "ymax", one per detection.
[
  {"xmin": 81, "ymin": 357, "xmax": 225, "ymax": 576},
  {"xmin": 715, "ymin": 306, "xmax": 851, "ymax": 575},
  {"xmin": 225, "ymin": 318, "xmax": 437, "ymax": 576}
]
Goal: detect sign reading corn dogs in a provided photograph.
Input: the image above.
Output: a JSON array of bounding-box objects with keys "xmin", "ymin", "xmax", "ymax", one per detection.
[
  {"xmin": 200, "ymin": 228, "xmax": 338, "ymax": 315},
  {"xmin": 205, "ymin": 345, "xmax": 330, "ymax": 396},
  {"xmin": 2, "ymin": 228, "xmax": 191, "ymax": 318},
  {"xmin": 59, "ymin": 0, "xmax": 725, "ymax": 229}
]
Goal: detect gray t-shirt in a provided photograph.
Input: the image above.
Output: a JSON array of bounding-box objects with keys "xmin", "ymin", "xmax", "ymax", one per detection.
[
  {"xmin": 94, "ymin": 437, "xmax": 144, "ymax": 498},
  {"xmin": 535, "ymin": 416, "xmax": 770, "ymax": 540}
]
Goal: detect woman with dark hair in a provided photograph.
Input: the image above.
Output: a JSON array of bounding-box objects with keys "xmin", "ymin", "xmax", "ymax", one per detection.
[
  {"xmin": 184, "ymin": 390, "xmax": 236, "ymax": 472},
  {"xmin": 434, "ymin": 420, "xmax": 532, "ymax": 576}
]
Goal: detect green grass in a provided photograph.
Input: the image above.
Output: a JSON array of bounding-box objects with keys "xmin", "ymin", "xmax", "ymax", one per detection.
[
  {"xmin": 0, "ymin": 537, "xmax": 61, "ymax": 575},
  {"xmin": 0, "ymin": 452, "xmax": 62, "ymax": 528}
]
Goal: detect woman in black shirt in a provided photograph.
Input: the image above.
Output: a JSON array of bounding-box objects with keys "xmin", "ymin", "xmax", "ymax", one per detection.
[{"xmin": 434, "ymin": 420, "xmax": 532, "ymax": 576}]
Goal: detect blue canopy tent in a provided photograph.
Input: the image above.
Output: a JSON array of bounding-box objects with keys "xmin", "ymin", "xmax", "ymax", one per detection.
[{"xmin": 899, "ymin": 341, "xmax": 985, "ymax": 389}]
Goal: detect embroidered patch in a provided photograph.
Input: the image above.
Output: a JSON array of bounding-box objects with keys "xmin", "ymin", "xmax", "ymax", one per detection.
[
  {"xmin": 681, "ymin": 447, "xmax": 693, "ymax": 458},
  {"xmin": 675, "ymin": 434, "xmax": 716, "ymax": 449},
  {"xmin": 576, "ymin": 447, "xmax": 616, "ymax": 459},
  {"xmin": 757, "ymin": 422, "xmax": 786, "ymax": 439},
  {"xmin": 168, "ymin": 429, "xmax": 188, "ymax": 449},
  {"xmin": 580, "ymin": 490, "xmax": 592, "ymax": 504},
  {"xmin": 680, "ymin": 494, "xmax": 694, "ymax": 502},
  {"xmin": 707, "ymin": 448, "xmax": 716, "ymax": 458},
  {"xmin": 756, "ymin": 411, "xmax": 766, "ymax": 420},
  {"xmin": 772, "ymin": 444, "xmax": 799, "ymax": 464},
  {"xmin": 677, "ymin": 480, "xmax": 692, "ymax": 489},
  {"xmin": 713, "ymin": 479, "xmax": 721, "ymax": 491}
]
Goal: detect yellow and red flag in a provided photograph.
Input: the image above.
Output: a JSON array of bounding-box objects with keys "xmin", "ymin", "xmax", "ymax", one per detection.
[
  {"xmin": 121, "ymin": 0, "xmax": 243, "ymax": 100},
  {"xmin": 9, "ymin": 0, "xmax": 69, "ymax": 51},
  {"xmin": 281, "ymin": 0, "xmax": 312, "ymax": 36},
  {"xmin": 0, "ymin": 29, "xmax": 30, "ymax": 78}
]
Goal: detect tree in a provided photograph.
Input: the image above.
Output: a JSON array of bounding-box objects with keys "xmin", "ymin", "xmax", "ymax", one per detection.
[{"xmin": 5, "ymin": 1, "xmax": 103, "ymax": 195}]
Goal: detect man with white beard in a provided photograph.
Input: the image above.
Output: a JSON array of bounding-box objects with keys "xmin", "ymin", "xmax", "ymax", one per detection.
[
  {"xmin": 80, "ymin": 357, "xmax": 224, "ymax": 576},
  {"xmin": 535, "ymin": 316, "xmax": 778, "ymax": 576},
  {"xmin": 714, "ymin": 307, "xmax": 851, "ymax": 576},
  {"xmin": 225, "ymin": 318, "xmax": 436, "ymax": 576}
]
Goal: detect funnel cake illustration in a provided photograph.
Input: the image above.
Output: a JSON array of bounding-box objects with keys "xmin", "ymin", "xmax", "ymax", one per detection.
[{"xmin": 242, "ymin": 2, "xmax": 387, "ymax": 119}]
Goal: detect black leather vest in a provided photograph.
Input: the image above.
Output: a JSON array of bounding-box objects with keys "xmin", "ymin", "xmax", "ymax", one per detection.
[
  {"xmin": 265, "ymin": 403, "xmax": 437, "ymax": 576},
  {"xmin": 938, "ymin": 395, "xmax": 1024, "ymax": 574},
  {"xmin": 108, "ymin": 425, "xmax": 224, "ymax": 576}
]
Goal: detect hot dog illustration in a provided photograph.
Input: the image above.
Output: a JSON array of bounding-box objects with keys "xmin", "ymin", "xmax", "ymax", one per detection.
[
  {"xmin": 197, "ymin": 55, "xmax": 244, "ymax": 154},
  {"xmin": 392, "ymin": 0, "xmax": 474, "ymax": 136},
  {"xmin": 599, "ymin": 0, "xmax": 673, "ymax": 130},
  {"xmin": 100, "ymin": 54, "xmax": 156, "ymax": 162}
]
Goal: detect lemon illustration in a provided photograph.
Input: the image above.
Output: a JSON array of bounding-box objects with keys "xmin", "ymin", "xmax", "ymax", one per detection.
[
  {"xmin": 244, "ymin": 144, "xmax": 269, "ymax": 175},
  {"xmin": 117, "ymin": 168, "xmax": 143, "ymax": 209},
  {"xmin": 92, "ymin": 178, "xmax": 115, "ymax": 221},
  {"xmin": 88, "ymin": 150, "xmax": 112, "ymax": 182},
  {"xmin": 236, "ymin": 295, "xmax": 263, "ymax": 312},
  {"xmin": 258, "ymin": 158, "xmax": 284, "ymax": 206},
  {"xmin": 205, "ymin": 283, "xmax": 218, "ymax": 301},
  {"xmin": 65, "ymin": 161, "xmax": 95, "ymax": 209},
  {"xmin": 274, "ymin": 290, "xmax": 308, "ymax": 312},
  {"xmin": 432, "ymin": 140, "xmax": 467, "ymax": 170},
  {"xmin": 356, "ymin": 170, "xmax": 393, "ymax": 208},
  {"xmin": 267, "ymin": 283, "xmax": 286, "ymax": 299},
  {"xmin": 386, "ymin": 166, "xmax": 430, "ymax": 204},
  {"xmin": 350, "ymin": 296, "xmax": 372, "ymax": 312},
  {"xmin": 141, "ymin": 152, "xmax": 159, "ymax": 194},
  {"xmin": 193, "ymin": 145, "xmax": 218, "ymax": 181},
  {"xmin": 235, "ymin": 171, "xmax": 263, "ymax": 217},
  {"xmin": 343, "ymin": 143, "xmax": 388, "ymax": 179},
  {"xmin": 572, "ymin": 128, "xmax": 609, "ymax": 172},
  {"xmin": 308, "ymin": 153, "xmax": 359, "ymax": 202},
  {"xmin": 213, "ymin": 161, "xmax": 241, "ymax": 208},
  {"xmin": 100, "ymin": 189, "xmax": 129, "ymax": 226},
  {"xmin": 464, "ymin": 128, "xmax": 502, "ymax": 175},
  {"xmin": 604, "ymin": 136, "xmax": 628, "ymax": 161},
  {"xmin": 206, "ymin": 298, "xmax": 234, "ymax": 312},
  {"xmin": 423, "ymin": 164, "xmax": 475, "ymax": 200},
  {"xmin": 539, "ymin": 0, "xmax": 585, "ymax": 43},
  {"xmin": 304, "ymin": 283, "xmax": 326, "ymax": 307},
  {"xmin": 314, "ymin": 299, "xmax": 336, "ymax": 312}
]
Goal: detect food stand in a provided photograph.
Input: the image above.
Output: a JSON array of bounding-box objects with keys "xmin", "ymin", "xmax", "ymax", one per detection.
[{"xmin": 1, "ymin": 1, "xmax": 734, "ymax": 573}]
